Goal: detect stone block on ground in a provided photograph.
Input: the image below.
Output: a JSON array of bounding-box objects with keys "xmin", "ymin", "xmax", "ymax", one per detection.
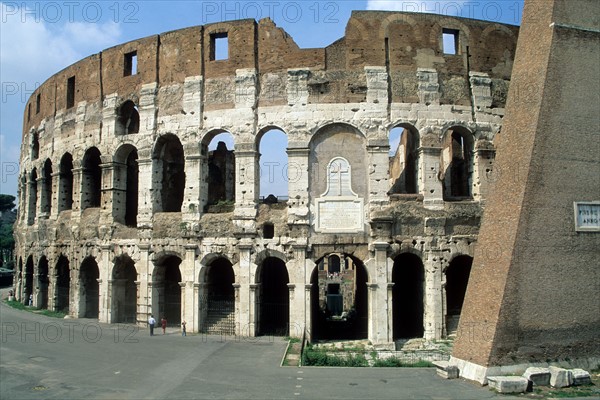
[
  {"xmin": 432, "ymin": 361, "xmax": 458, "ymax": 379},
  {"xmin": 570, "ymin": 369, "xmax": 592, "ymax": 386},
  {"xmin": 549, "ymin": 366, "xmax": 573, "ymax": 388},
  {"xmin": 522, "ymin": 367, "xmax": 551, "ymax": 386},
  {"xmin": 487, "ymin": 376, "xmax": 528, "ymax": 394}
]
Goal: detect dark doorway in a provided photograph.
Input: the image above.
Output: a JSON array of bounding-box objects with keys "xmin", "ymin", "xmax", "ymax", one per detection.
[
  {"xmin": 55, "ymin": 256, "xmax": 70, "ymax": 313},
  {"xmin": 125, "ymin": 148, "xmax": 139, "ymax": 226},
  {"xmin": 37, "ymin": 256, "xmax": 49, "ymax": 309},
  {"xmin": 200, "ymin": 258, "xmax": 235, "ymax": 334},
  {"xmin": 24, "ymin": 256, "xmax": 34, "ymax": 304},
  {"xmin": 81, "ymin": 147, "xmax": 102, "ymax": 210},
  {"xmin": 310, "ymin": 254, "xmax": 368, "ymax": 340},
  {"xmin": 445, "ymin": 255, "xmax": 473, "ymax": 334},
  {"xmin": 79, "ymin": 257, "xmax": 99, "ymax": 318},
  {"xmin": 153, "ymin": 134, "xmax": 185, "ymax": 212},
  {"xmin": 392, "ymin": 253, "xmax": 424, "ymax": 340},
  {"xmin": 154, "ymin": 256, "xmax": 182, "ymax": 326},
  {"xmin": 112, "ymin": 256, "xmax": 137, "ymax": 323},
  {"xmin": 41, "ymin": 159, "xmax": 52, "ymax": 214},
  {"xmin": 59, "ymin": 153, "xmax": 73, "ymax": 211},
  {"xmin": 257, "ymin": 257, "xmax": 289, "ymax": 336}
]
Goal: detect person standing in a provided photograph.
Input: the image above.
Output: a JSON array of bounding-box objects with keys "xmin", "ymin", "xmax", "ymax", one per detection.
[
  {"xmin": 181, "ymin": 321, "xmax": 187, "ymax": 337},
  {"xmin": 161, "ymin": 316, "xmax": 167, "ymax": 335},
  {"xmin": 148, "ymin": 315, "xmax": 156, "ymax": 336}
]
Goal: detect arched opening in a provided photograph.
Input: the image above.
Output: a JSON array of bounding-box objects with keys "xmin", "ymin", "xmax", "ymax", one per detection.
[
  {"xmin": 445, "ymin": 255, "xmax": 473, "ymax": 335},
  {"xmin": 256, "ymin": 257, "xmax": 289, "ymax": 336},
  {"xmin": 59, "ymin": 153, "xmax": 74, "ymax": 212},
  {"xmin": 81, "ymin": 147, "xmax": 102, "ymax": 210},
  {"xmin": 55, "ymin": 256, "xmax": 70, "ymax": 313},
  {"xmin": 153, "ymin": 134, "xmax": 185, "ymax": 213},
  {"xmin": 79, "ymin": 257, "xmax": 99, "ymax": 318},
  {"xmin": 389, "ymin": 125, "xmax": 419, "ymax": 194},
  {"xmin": 153, "ymin": 255, "xmax": 182, "ymax": 326},
  {"xmin": 125, "ymin": 149, "xmax": 139, "ymax": 226},
  {"xmin": 27, "ymin": 169, "xmax": 37, "ymax": 225},
  {"xmin": 113, "ymin": 145, "xmax": 139, "ymax": 226},
  {"xmin": 37, "ymin": 256, "xmax": 49, "ymax": 309},
  {"xmin": 31, "ymin": 131, "xmax": 39, "ymax": 160},
  {"xmin": 392, "ymin": 253, "xmax": 424, "ymax": 340},
  {"xmin": 258, "ymin": 128, "xmax": 288, "ymax": 201},
  {"xmin": 203, "ymin": 132, "xmax": 235, "ymax": 210},
  {"xmin": 41, "ymin": 159, "xmax": 52, "ymax": 215},
  {"xmin": 24, "ymin": 256, "xmax": 34, "ymax": 305},
  {"xmin": 310, "ymin": 254, "xmax": 368, "ymax": 341},
  {"xmin": 442, "ymin": 127, "xmax": 473, "ymax": 200},
  {"xmin": 112, "ymin": 255, "xmax": 137, "ymax": 323},
  {"xmin": 116, "ymin": 100, "xmax": 140, "ymax": 135},
  {"xmin": 199, "ymin": 258, "xmax": 235, "ymax": 334}
]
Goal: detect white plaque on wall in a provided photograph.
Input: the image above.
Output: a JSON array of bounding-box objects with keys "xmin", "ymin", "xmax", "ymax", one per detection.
[
  {"xmin": 574, "ymin": 201, "xmax": 600, "ymax": 232},
  {"xmin": 313, "ymin": 157, "xmax": 364, "ymax": 233}
]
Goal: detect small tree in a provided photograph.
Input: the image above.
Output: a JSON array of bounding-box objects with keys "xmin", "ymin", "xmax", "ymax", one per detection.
[{"xmin": 0, "ymin": 194, "xmax": 16, "ymax": 269}]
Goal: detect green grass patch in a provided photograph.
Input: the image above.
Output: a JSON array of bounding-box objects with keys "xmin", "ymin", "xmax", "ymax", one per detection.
[
  {"xmin": 373, "ymin": 357, "xmax": 434, "ymax": 368},
  {"xmin": 302, "ymin": 346, "xmax": 368, "ymax": 367},
  {"xmin": 285, "ymin": 336, "xmax": 301, "ymax": 344},
  {"xmin": 4, "ymin": 299, "xmax": 66, "ymax": 318}
]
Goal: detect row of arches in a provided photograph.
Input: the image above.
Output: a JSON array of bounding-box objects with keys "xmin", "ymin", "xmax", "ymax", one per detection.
[
  {"xmin": 23, "ymin": 122, "xmax": 479, "ymax": 225},
  {"xmin": 15, "ymin": 251, "xmax": 472, "ymax": 340}
]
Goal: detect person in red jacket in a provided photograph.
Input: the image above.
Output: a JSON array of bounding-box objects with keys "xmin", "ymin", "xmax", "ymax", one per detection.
[{"xmin": 161, "ymin": 316, "xmax": 167, "ymax": 335}]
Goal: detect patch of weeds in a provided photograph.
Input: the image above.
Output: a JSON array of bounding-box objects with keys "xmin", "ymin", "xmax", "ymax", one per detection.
[
  {"xmin": 4, "ymin": 299, "xmax": 66, "ymax": 318},
  {"xmin": 285, "ymin": 336, "xmax": 301, "ymax": 344},
  {"xmin": 373, "ymin": 358, "xmax": 434, "ymax": 368},
  {"xmin": 302, "ymin": 346, "xmax": 368, "ymax": 367},
  {"xmin": 5, "ymin": 299, "xmax": 27, "ymax": 310}
]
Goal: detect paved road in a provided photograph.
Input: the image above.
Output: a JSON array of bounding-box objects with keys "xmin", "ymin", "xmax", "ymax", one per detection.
[{"xmin": 0, "ymin": 299, "xmax": 517, "ymax": 400}]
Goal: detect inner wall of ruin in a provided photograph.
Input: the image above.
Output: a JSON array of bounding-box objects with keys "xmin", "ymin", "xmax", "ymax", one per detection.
[{"xmin": 14, "ymin": 11, "xmax": 518, "ymax": 343}]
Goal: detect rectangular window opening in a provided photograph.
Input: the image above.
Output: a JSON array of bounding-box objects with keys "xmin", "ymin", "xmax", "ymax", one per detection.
[
  {"xmin": 443, "ymin": 29, "xmax": 459, "ymax": 55},
  {"xmin": 124, "ymin": 51, "xmax": 138, "ymax": 76},
  {"xmin": 36, "ymin": 94, "xmax": 41, "ymax": 114},
  {"xmin": 27, "ymin": 103, "xmax": 31, "ymax": 122},
  {"xmin": 66, "ymin": 76, "xmax": 75, "ymax": 109},
  {"xmin": 210, "ymin": 32, "xmax": 228, "ymax": 61}
]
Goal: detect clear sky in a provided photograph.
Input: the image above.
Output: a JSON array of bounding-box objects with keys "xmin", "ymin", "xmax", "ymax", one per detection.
[{"xmin": 0, "ymin": 0, "xmax": 524, "ymax": 199}]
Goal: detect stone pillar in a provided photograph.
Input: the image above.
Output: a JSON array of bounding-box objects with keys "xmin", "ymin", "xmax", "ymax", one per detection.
[
  {"xmin": 137, "ymin": 244, "xmax": 152, "ymax": 321},
  {"xmin": 473, "ymin": 142, "xmax": 496, "ymax": 203},
  {"xmin": 365, "ymin": 66, "xmax": 389, "ymax": 104},
  {"xmin": 182, "ymin": 244, "xmax": 197, "ymax": 328},
  {"xmin": 71, "ymin": 166, "xmax": 83, "ymax": 221},
  {"xmin": 106, "ymin": 279, "xmax": 114, "ymax": 323},
  {"xmin": 237, "ymin": 240, "xmax": 253, "ymax": 336},
  {"xmin": 136, "ymin": 158, "xmax": 153, "ymax": 226},
  {"xmin": 367, "ymin": 140, "xmax": 391, "ymax": 209},
  {"xmin": 248, "ymin": 284, "xmax": 258, "ymax": 337},
  {"xmin": 386, "ymin": 282, "xmax": 395, "ymax": 343},
  {"xmin": 419, "ymin": 146, "xmax": 444, "ymax": 210},
  {"xmin": 193, "ymin": 283, "xmax": 201, "ymax": 333},
  {"xmin": 371, "ymin": 242, "xmax": 391, "ymax": 345},
  {"xmin": 367, "ymin": 283, "xmax": 379, "ymax": 343},
  {"xmin": 138, "ymin": 83, "xmax": 157, "ymax": 135},
  {"xmin": 233, "ymin": 146, "xmax": 258, "ymax": 233},
  {"xmin": 37, "ymin": 173, "xmax": 49, "ymax": 221},
  {"xmin": 469, "ymin": 72, "xmax": 493, "ymax": 111},
  {"xmin": 423, "ymin": 249, "xmax": 443, "ymax": 340},
  {"xmin": 98, "ymin": 244, "xmax": 112, "ymax": 324},
  {"xmin": 287, "ymin": 69, "xmax": 309, "ymax": 106},
  {"xmin": 417, "ymin": 68, "xmax": 440, "ymax": 106},
  {"xmin": 304, "ymin": 284, "xmax": 312, "ymax": 342},
  {"xmin": 287, "ymin": 244, "xmax": 308, "ymax": 338},
  {"xmin": 50, "ymin": 172, "xmax": 60, "ymax": 219},
  {"xmin": 286, "ymin": 146, "xmax": 310, "ymax": 225},
  {"xmin": 99, "ymin": 161, "xmax": 117, "ymax": 225},
  {"xmin": 183, "ymin": 151, "xmax": 202, "ymax": 223},
  {"xmin": 287, "ymin": 283, "xmax": 298, "ymax": 336}
]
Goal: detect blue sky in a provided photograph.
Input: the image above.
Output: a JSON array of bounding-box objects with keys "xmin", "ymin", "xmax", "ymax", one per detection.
[{"xmin": 0, "ymin": 1, "xmax": 524, "ymax": 199}]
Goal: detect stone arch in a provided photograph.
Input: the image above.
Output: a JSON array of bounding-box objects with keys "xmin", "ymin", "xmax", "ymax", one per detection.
[
  {"xmin": 152, "ymin": 254, "xmax": 182, "ymax": 326},
  {"xmin": 310, "ymin": 253, "xmax": 368, "ymax": 340},
  {"xmin": 113, "ymin": 144, "xmax": 139, "ymax": 226},
  {"xmin": 202, "ymin": 130, "xmax": 235, "ymax": 209},
  {"xmin": 58, "ymin": 153, "xmax": 74, "ymax": 212},
  {"xmin": 37, "ymin": 256, "xmax": 49, "ymax": 309},
  {"xmin": 345, "ymin": 17, "xmax": 370, "ymax": 40},
  {"xmin": 55, "ymin": 255, "xmax": 70, "ymax": 313},
  {"xmin": 198, "ymin": 256, "xmax": 235, "ymax": 334},
  {"xmin": 27, "ymin": 169, "xmax": 37, "ymax": 226},
  {"xmin": 440, "ymin": 126, "xmax": 474, "ymax": 200},
  {"xmin": 309, "ymin": 123, "xmax": 368, "ymax": 203},
  {"xmin": 380, "ymin": 13, "xmax": 420, "ymax": 39},
  {"xmin": 254, "ymin": 249, "xmax": 287, "ymax": 268},
  {"xmin": 111, "ymin": 255, "xmax": 138, "ymax": 323},
  {"xmin": 388, "ymin": 123, "xmax": 420, "ymax": 194},
  {"xmin": 41, "ymin": 159, "xmax": 52, "ymax": 215},
  {"xmin": 444, "ymin": 254, "xmax": 473, "ymax": 335},
  {"xmin": 152, "ymin": 134, "xmax": 185, "ymax": 213},
  {"xmin": 116, "ymin": 100, "xmax": 140, "ymax": 135},
  {"xmin": 256, "ymin": 126, "xmax": 288, "ymax": 200},
  {"xmin": 255, "ymin": 256, "xmax": 289, "ymax": 336},
  {"xmin": 392, "ymin": 252, "xmax": 424, "ymax": 340},
  {"xmin": 79, "ymin": 256, "xmax": 99, "ymax": 318},
  {"xmin": 429, "ymin": 18, "xmax": 472, "ymax": 53},
  {"xmin": 81, "ymin": 147, "xmax": 102, "ymax": 210}
]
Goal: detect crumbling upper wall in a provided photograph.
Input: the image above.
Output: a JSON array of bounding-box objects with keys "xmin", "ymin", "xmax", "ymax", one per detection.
[{"xmin": 22, "ymin": 11, "xmax": 518, "ymax": 139}]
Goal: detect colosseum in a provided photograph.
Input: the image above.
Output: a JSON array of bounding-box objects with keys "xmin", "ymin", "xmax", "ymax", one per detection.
[{"xmin": 14, "ymin": 11, "xmax": 519, "ymax": 345}]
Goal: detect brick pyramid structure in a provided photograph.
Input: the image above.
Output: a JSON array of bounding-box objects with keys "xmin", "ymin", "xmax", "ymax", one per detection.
[{"xmin": 450, "ymin": 0, "xmax": 600, "ymax": 383}]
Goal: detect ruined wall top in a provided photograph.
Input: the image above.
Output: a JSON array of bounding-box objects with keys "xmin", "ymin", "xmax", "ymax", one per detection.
[{"xmin": 23, "ymin": 11, "xmax": 519, "ymax": 136}]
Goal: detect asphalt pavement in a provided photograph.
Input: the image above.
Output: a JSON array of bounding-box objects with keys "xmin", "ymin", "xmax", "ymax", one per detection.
[{"xmin": 0, "ymin": 293, "xmax": 519, "ymax": 399}]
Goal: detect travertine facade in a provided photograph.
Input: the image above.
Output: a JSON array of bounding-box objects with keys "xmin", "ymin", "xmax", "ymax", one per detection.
[{"xmin": 14, "ymin": 11, "xmax": 519, "ymax": 344}]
